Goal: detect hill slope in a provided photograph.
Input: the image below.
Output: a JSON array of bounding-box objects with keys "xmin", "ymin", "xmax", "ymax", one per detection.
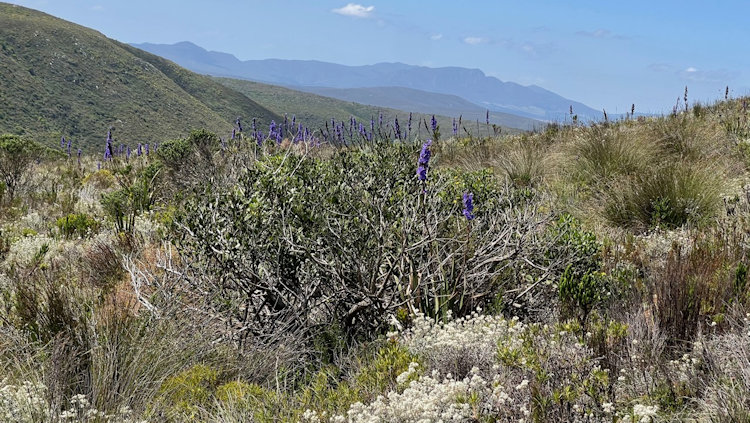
[
  {"xmin": 0, "ymin": 3, "xmax": 280, "ymax": 150},
  {"xmin": 214, "ymin": 77, "xmax": 523, "ymax": 137},
  {"xmin": 133, "ymin": 41, "xmax": 601, "ymax": 122},
  {"xmin": 296, "ymin": 86, "xmax": 541, "ymax": 130}
]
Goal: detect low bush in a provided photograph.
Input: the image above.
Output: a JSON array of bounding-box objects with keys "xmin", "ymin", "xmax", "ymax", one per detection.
[{"xmin": 56, "ymin": 213, "xmax": 100, "ymax": 238}]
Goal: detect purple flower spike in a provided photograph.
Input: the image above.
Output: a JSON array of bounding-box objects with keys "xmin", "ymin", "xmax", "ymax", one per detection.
[
  {"xmin": 416, "ymin": 139, "xmax": 432, "ymax": 181},
  {"xmin": 418, "ymin": 139, "xmax": 432, "ymax": 166},
  {"xmin": 231, "ymin": 129, "xmax": 236, "ymax": 140},
  {"xmin": 453, "ymin": 118, "xmax": 458, "ymax": 135},
  {"xmin": 486, "ymin": 110, "xmax": 490, "ymax": 125},
  {"xmin": 462, "ymin": 192, "xmax": 475, "ymax": 220},
  {"xmin": 61, "ymin": 136, "xmax": 66, "ymax": 148},
  {"xmin": 431, "ymin": 115, "xmax": 437, "ymax": 133}
]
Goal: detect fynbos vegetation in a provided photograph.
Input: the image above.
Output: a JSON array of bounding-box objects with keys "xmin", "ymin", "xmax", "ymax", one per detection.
[{"xmin": 3, "ymin": 72, "xmax": 750, "ymax": 422}]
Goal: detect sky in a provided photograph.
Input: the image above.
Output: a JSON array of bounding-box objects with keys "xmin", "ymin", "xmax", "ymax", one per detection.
[{"xmin": 6, "ymin": 0, "xmax": 750, "ymax": 114}]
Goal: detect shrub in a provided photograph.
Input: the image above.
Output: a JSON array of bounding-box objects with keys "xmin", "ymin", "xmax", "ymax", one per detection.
[
  {"xmin": 158, "ymin": 364, "xmax": 221, "ymax": 419},
  {"xmin": 175, "ymin": 144, "xmax": 552, "ymax": 354},
  {"xmin": 558, "ymin": 265, "xmax": 610, "ymax": 329},
  {"xmin": 56, "ymin": 213, "xmax": 100, "ymax": 238},
  {"xmin": 604, "ymin": 162, "xmax": 721, "ymax": 230},
  {"xmin": 0, "ymin": 134, "xmax": 44, "ymax": 202}
]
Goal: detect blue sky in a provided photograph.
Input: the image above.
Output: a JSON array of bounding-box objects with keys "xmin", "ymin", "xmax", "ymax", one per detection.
[{"xmin": 7, "ymin": 0, "xmax": 750, "ymax": 114}]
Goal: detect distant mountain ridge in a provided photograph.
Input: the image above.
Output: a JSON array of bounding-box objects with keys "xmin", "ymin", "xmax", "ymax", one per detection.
[{"xmin": 133, "ymin": 41, "xmax": 601, "ymax": 122}]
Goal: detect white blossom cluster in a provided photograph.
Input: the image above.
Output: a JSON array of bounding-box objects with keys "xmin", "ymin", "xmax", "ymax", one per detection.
[
  {"xmin": 622, "ymin": 404, "xmax": 659, "ymax": 422},
  {"xmin": 399, "ymin": 310, "xmax": 524, "ymax": 377},
  {"xmin": 0, "ymin": 381, "xmax": 145, "ymax": 423},
  {"xmin": 305, "ymin": 312, "xmax": 614, "ymax": 422},
  {"xmin": 0, "ymin": 381, "xmax": 49, "ymax": 423},
  {"xmin": 2, "ymin": 234, "xmax": 57, "ymax": 269}
]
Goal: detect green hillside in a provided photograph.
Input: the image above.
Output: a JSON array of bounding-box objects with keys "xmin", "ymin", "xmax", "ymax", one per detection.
[
  {"xmin": 0, "ymin": 3, "xmax": 280, "ymax": 150},
  {"xmin": 215, "ymin": 76, "xmax": 522, "ymax": 137}
]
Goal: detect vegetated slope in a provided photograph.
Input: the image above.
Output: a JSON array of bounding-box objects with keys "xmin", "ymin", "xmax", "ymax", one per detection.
[
  {"xmin": 296, "ymin": 85, "xmax": 542, "ymax": 131},
  {"xmin": 215, "ymin": 77, "xmax": 522, "ymax": 137},
  {"xmin": 0, "ymin": 3, "xmax": 279, "ymax": 150},
  {"xmin": 133, "ymin": 41, "xmax": 601, "ymax": 121}
]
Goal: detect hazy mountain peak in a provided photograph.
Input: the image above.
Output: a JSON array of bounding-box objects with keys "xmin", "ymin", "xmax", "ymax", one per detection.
[{"xmin": 133, "ymin": 41, "xmax": 599, "ymax": 121}]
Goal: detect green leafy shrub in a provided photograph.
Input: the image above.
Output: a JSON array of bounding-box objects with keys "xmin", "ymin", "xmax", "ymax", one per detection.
[
  {"xmin": 101, "ymin": 162, "xmax": 159, "ymax": 233},
  {"xmin": 158, "ymin": 364, "xmax": 221, "ymax": 419},
  {"xmin": 0, "ymin": 134, "xmax": 44, "ymax": 202},
  {"xmin": 56, "ymin": 213, "xmax": 99, "ymax": 238},
  {"xmin": 558, "ymin": 265, "xmax": 610, "ymax": 328}
]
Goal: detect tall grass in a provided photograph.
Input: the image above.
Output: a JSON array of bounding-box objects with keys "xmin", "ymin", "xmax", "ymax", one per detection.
[{"xmin": 602, "ymin": 162, "xmax": 723, "ymax": 230}]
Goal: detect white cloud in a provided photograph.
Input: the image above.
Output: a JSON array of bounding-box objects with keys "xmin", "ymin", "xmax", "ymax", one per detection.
[
  {"xmin": 463, "ymin": 36, "xmax": 485, "ymax": 45},
  {"xmin": 679, "ymin": 67, "xmax": 738, "ymax": 83},
  {"xmin": 576, "ymin": 28, "xmax": 629, "ymax": 40},
  {"xmin": 332, "ymin": 3, "xmax": 375, "ymax": 18},
  {"xmin": 430, "ymin": 34, "xmax": 443, "ymax": 41}
]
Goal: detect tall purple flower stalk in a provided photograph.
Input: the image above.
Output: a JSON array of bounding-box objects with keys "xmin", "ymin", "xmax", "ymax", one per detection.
[
  {"xmin": 67, "ymin": 139, "xmax": 72, "ymax": 157},
  {"xmin": 236, "ymin": 117, "xmax": 243, "ymax": 132},
  {"xmin": 453, "ymin": 118, "xmax": 458, "ymax": 136},
  {"xmin": 61, "ymin": 136, "xmax": 66, "ymax": 149},
  {"xmin": 394, "ymin": 117, "xmax": 401, "ymax": 140},
  {"xmin": 486, "ymin": 110, "xmax": 490, "ymax": 126},
  {"xmin": 104, "ymin": 131, "xmax": 113, "ymax": 160},
  {"xmin": 416, "ymin": 139, "xmax": 432, "ymax": 181},
  {"xmin": 462, "ymin": 192, "xmax": 475, "ymax": 220},
  {"xmin": 431, "ymin": 115, "xmax": 438, "ymax": 133}
]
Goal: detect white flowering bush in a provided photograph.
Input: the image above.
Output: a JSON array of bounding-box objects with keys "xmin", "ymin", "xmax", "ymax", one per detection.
[
  {"xmin": 0, "ymin": 382, "xmax": 145, "ymax": 423},
  {"xmin": 2, "ymin": 234, "xmax": 57, "ymax": 269},
  {"xmin": 0, "ymin": 381, "xmax": 49, "ymax": 423},
  {"xmin": 298, "ymin": 312, "xmax": 615, "ymax": 422}
]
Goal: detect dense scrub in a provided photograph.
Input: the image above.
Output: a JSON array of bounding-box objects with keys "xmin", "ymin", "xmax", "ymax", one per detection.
[{"xmin": 2, "ymin": 97, "xmax": 750, "ymax": 421}]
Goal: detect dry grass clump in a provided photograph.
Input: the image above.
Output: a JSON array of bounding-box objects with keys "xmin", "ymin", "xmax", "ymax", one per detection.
[{"xmin": 602, "ymin": 161, "xmax": 724, "ymax": 231}]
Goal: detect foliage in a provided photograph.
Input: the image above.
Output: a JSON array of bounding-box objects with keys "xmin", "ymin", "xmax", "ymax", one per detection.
[
  {"xmin": 101, "ymin": 161, "xmax": 160, "ymax": 233},
  {"xmin": 56, "ymin": 213, "xmax": 100, "ymax": 238},
  {"xmin": 175, "ymin": 144, "xmax": 553, "ymax": 354},
  {"xmin": 0, "ymin": 3, "xmax": 279, "ymax": 150},
  {"xmin": 0, "ymin": 134, "xmax": 43, "ymax": 202},
  {"xmin": 603, "ymin": 162, "xmax": 722, "ymax": 230}
]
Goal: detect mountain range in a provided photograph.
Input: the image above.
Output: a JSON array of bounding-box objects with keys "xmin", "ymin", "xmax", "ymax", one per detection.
[
  {"xmin": 0, "ymin": 3, "xmax": 514, "ymax": 150},
  {"xmin": 134, "ymin": 41, "xmax": 601, "ymax": 124}
]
